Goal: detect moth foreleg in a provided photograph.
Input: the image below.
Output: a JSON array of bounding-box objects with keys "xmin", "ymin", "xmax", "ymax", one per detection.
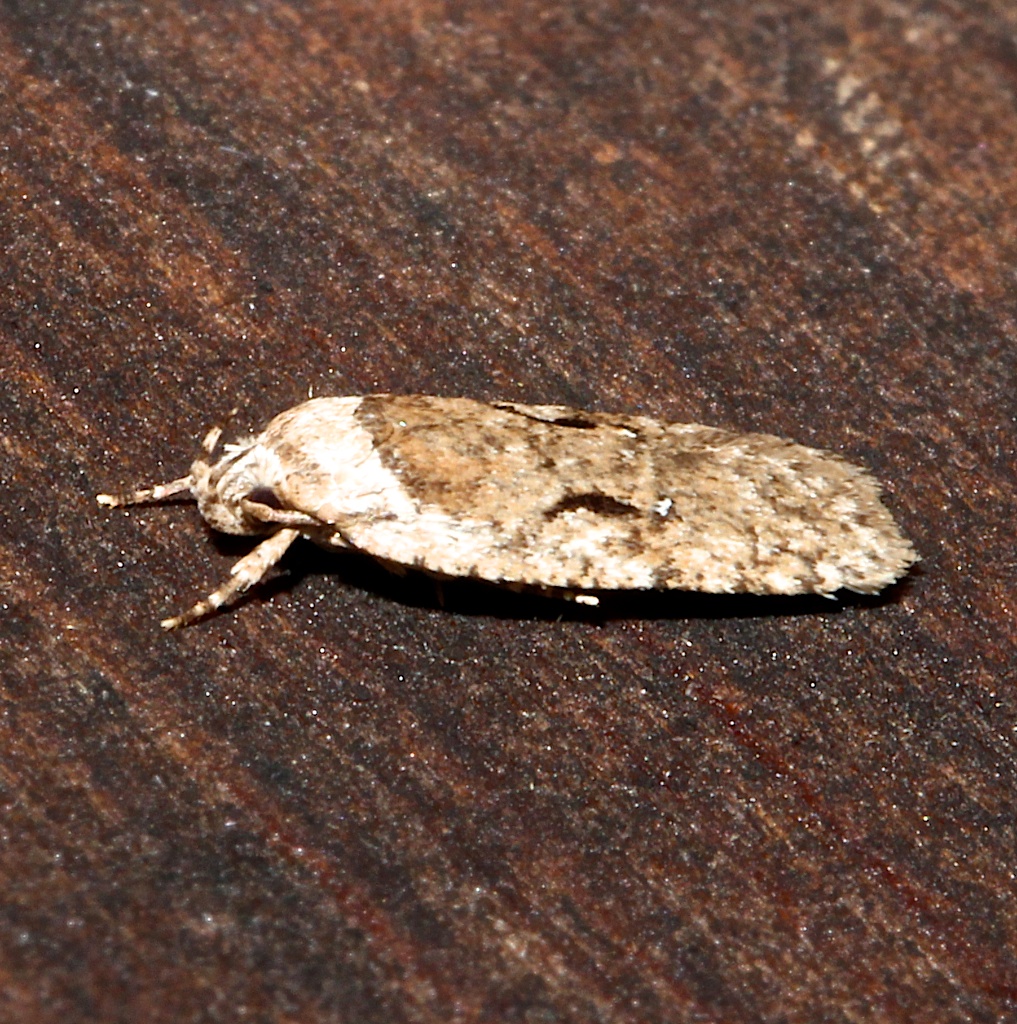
[{"xmin": 161, "ymin": 527, "xmax": 300, "ymax": 630}]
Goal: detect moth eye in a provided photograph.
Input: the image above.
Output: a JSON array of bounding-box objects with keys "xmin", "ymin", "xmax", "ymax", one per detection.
[{"xmin": 245, "ymin": 486, "xmax": 284, "ymax": 510}]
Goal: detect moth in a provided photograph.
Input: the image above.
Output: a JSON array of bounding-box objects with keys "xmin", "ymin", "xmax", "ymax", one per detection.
[{"xmin": 97, "ymin": 395, "xmax": 916, "ymax": 628}]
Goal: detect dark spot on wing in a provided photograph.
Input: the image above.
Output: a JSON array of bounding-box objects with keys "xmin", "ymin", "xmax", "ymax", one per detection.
[{"xmin": 545, "ymin": 492, "xmax": 639, "ymax": 518}]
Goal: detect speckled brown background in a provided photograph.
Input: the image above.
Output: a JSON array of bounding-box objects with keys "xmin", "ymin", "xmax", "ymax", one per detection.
[{"xmin": 2, "ymin": 2, "xmax": 1016, "ymax": 1022}]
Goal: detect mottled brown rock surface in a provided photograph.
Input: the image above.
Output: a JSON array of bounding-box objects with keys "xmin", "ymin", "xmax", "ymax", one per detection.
[{"xmin": 2, "ymin": 2, "xmax": 1015, "ymax": 1021}]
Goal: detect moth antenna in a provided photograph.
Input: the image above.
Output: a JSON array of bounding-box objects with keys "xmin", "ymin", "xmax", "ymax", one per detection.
[
  {"xmin": 97, "ymin": 408, "xmax": 241, "ymax": 508},
  {"xmin": 201, "ymin": 408, "xmax": 240, "ymax": 455},
  {"xmin": 200, "ymin": 425, "xmax": 223, "ymax": 458},
  {"xmin": 161, "ymin": 528, "xmax": 300, "ymax": 629},
  {"xmin": 96, "ymin": 475, "xmax": 194, "ymax": 508}
]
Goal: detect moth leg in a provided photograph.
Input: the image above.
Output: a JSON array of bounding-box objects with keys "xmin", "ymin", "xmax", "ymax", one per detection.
[
  {"xmin": 97, "ymin": 475, "xmax": 193, "ymax": 508},
  {"xmin": 239, "ymin": 499, "xmax": 319, "ymax": 530},
  {"xmin": 161, "ymin": 527, "xmax": 300, "ymax": 630}
]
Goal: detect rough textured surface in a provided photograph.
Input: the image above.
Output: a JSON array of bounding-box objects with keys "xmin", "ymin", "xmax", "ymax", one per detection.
[{"xmin": 2, "ymin": 2, "xmax": 1016, "ymax": 1022}]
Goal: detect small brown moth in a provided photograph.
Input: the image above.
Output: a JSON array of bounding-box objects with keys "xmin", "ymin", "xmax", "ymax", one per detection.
[{"xmin": 97, "ymin": 395, "xmax": 916, "ymax": 628}]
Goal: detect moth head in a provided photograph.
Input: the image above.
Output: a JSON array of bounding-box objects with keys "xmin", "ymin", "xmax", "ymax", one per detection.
[{"xmin": 189, "ymin": 430, "xmax": 286, "ymax": 536}]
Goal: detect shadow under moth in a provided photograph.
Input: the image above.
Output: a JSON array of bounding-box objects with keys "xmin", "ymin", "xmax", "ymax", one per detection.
[{"xmin": 97, "ymin": 395, "xmax": 916, "ymax": 628}]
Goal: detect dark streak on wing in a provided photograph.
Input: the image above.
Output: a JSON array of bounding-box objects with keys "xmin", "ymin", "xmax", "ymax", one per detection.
[
  {"xmin": 547, "ymin": 415, "xmax": 600, "ymax": 429},
  {"xmin": 544, "ymin": 492, "xmax": 640, "ymax": 519},
  {"xmin": 491, "ymin": 403, "xmax": 600, "ymax": 430}
]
